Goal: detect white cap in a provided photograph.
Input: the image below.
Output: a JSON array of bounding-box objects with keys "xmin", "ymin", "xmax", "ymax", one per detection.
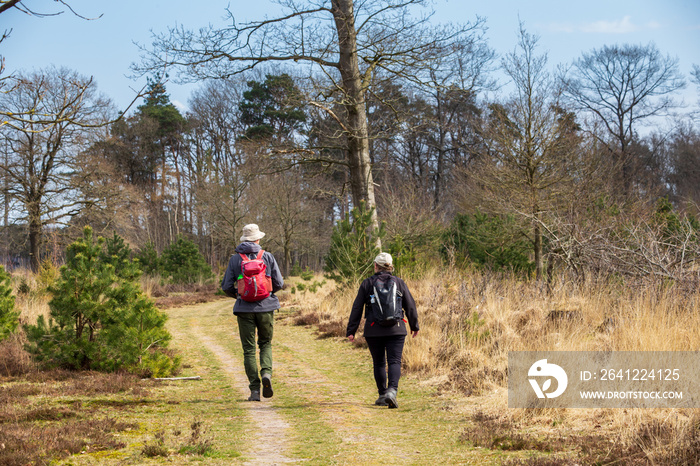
[{"xmin": 374, "ymin": 252, "xmax": 393, "ymax": 267}]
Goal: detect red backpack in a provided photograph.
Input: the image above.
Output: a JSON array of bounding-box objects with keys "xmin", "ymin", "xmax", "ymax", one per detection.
[{"xmin": 237, "ymin": 250, "xmax": 273, "ymax": 302}]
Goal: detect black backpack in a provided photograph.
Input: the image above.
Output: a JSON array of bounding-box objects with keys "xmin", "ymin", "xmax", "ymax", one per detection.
[{"xmin": 369, "ymin": 275, "xmax": 403, "ymax": 327}]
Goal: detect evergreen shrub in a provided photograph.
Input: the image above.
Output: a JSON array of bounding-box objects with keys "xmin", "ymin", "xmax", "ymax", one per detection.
[
  {"xmin": 0, "ymin": 266, "xmax": 18, "ymax": 341},
  {"xmin": 324, "ymin": 201, "xmax": 385, "ymax": 286},
  {"xmin": 443, "ymin": 211, "xmax": 534, "ymax": 274},
  {"xmin": 160, "ymin": 236, "xmax": 212, "ymax": 285},
  {"xmin": 24, "ymin": 227, "xmax": 179, "ymax": 376}
]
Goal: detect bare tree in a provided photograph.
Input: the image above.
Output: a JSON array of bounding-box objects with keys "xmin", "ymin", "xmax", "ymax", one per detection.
[
  {"xmin": 185, "ymin": 79, "xmax": 254, "ymax": 262},
  {"xmin": 0, "ymin": 0, "xmax": 101, "ymax": 20},
  {"xmin": 538, "ymin": 196, "xmax": 700, "ymax": 286},
  {"xmin": 692, "ymin": 64, "xmax": 700, "ymax": 116},
  {"xmin": 421, "ymin": 31, "xmax": 494, "ymax": 211},
  {"xmin": 662, "ymin": 124, "xmax": 700, "ymax": 207},
  {"xmin": 247, "ymin": 169, "xmax": 328, "ymax": 276},
  {"xmin": 0, "ymin": 0, "xmax": 21, "ymax": 14},
  {"xmin": 0, "ymin": 67, "xmax": 110, "ymax": 271},
  {"xmin": 135, "ymin": 0, "xmax": 486, "ymax": 241},
  {"xmin": 561, "ymin": 43, "xmax": 686, "ymax": 190},
  {"xmin": 472, "ymin": 25, "xmax": 581, "ymax": 280}
]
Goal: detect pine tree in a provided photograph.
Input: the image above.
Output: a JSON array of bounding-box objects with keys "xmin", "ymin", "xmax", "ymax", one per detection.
[
  {"xmin": 136, "ymin": 241, "xmax": 160, "ymax": 276},
  {"xmin": 24, "ymin": 227, "xmax": 178, "ymax": 375},
  {"xmin": 160, "ymin": 235, "xmax": 212, "ymax": 284},
  {"xmin": 239, "ymin": 73, "xmax": 306, "ymax": 141},
  {"xmin": 138, "ymin": 75, "xmax": 186, "ymax": 139},
  {"xmin": 101, "ymin": 232, "xmax": 141, "ymax": 281},
  {"xmin": 324, "ymin": 201, "xmax": 385, "ymax": 286},
  {"xmin": 0, "ymin": 266, "xmax": 19, "ymax": 341}
]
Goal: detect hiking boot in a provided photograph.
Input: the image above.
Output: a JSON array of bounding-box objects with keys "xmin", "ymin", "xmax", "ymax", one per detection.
[
  {"xmin": 384, "ymin": 388, "xmax": 398, "ymax": 409},
  {"xmin": 374, "ymin": 395, "xmax": 388, "ymax": 406},
  {"xmin": 261, "ymin": 373, "xmax": 274, "ymax": 398},
  {"xmin": 248, "ymin": 390, "xmax": 261, "ymax": 401}
]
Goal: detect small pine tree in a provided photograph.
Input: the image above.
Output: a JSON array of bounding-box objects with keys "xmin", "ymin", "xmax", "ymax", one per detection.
[
  {"xmin": 0, "ymin": 266, "xmax": 19, "ymax": 341},
  {"xmin": 654, "ymin": 197, "xmax": 700, "ymax": 246},
  {"xmin": 160, "ymin": 236, "xmax": 212, "ymax": 285},
  {"xmin": 24, "ymin": 227, "xmax": 178, "ymax": 374},
  {"xmin": 36, "ymin": 259, "xmax": 60, "ymax": 294},
  {"xmin": 324, "ymin": 201, "xmax": 385, "ymax": 286},
  {"xmin": 136, "ymin": 241, "xmax": 160, "ymax": 276},
  {"xmin": 101, "ymin": 232, "xmax": 141, "ymax": 281},
  {"xmin": 442, "ymin": 212, "xmax": 534, "ymax": 273},
  {"xmin": 386, "ymin": 234, "xmax": 424, "ymax": 279}
]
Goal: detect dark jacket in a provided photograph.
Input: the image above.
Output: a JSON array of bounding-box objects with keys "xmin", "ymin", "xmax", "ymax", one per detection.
[
  {"xmin": 346, "ymin": 271, "xmax": 419, "ymax": 338},
  {"xmin": 221, "ymin": 242, "xmax": 284, "ymax": 315}
]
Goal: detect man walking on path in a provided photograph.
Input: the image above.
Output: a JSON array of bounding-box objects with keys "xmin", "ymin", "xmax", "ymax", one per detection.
[{"xmin": 221, "ymin": 224, "xmax": 284, "ymax": 401}]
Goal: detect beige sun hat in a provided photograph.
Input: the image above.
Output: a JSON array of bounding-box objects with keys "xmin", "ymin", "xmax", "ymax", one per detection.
[
  {"xmin": 240, "ymin": 224, "xmax": 266, "ymax": 242},
  {"xmin": 374, "ymin": 252, "xmax": 393, "ymax": 267}
]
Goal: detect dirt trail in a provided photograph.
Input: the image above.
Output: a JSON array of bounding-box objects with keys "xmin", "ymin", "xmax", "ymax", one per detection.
[
  {"xmin": 271, "ymin": 330, "xmax": 409, "ymax": 460},
  {"xmin": 167, "ymin": 300, "xmax": 486, "ymax": 465},
  {"xmin": 181, "ymin": 303, "xmax": 406, "ymax": 463},
  {"xmin": 185, "ymin": 316, "xmax": 297, "ymax": 465}
]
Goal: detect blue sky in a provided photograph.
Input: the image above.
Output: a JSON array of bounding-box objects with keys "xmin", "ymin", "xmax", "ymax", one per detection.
[{"xmin": 2, "ymin": 0, "xmax": 699, "ymax": 113}]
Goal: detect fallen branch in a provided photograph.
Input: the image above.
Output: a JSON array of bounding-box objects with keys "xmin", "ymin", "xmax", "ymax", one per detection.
[{"xmin": 143, "ymin": 376, "xmax": 202, "ymax": 381}]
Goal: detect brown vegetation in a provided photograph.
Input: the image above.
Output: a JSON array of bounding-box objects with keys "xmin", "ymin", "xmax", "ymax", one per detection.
[
  {"xmin": 0, "ymin": 334, "xmax": 33, "ymax": 377},
  {"xmin": 150, "ymin": 283, "xmax": 224, "ymax": 309},
  {"xmin": 287, "ymin": 270, "xmax": 700, "ymax": 464},
  {"xmin": 0, "ymin": 369, "xmax": 146, "ymax": 465}
]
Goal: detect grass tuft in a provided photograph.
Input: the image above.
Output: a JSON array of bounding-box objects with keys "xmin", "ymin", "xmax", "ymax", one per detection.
[
  {"xmin": 178, "ymin": 418, "xmax": 214, "ymax": 456},
  {"xmin": 142, "ymin": 430, "xmax": 169, "ymax": 457}
]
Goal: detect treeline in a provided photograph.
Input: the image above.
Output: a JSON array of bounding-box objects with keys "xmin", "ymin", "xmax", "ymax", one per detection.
[{"xmin": 1, "ymin": 30, "xmax": 699, "ymax": 284}]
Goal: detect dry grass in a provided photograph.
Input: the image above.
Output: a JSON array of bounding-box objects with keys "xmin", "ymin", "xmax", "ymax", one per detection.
[
  {"xmin": 293, "ymin": 270, "xmax": 700, "ymax": 388},
  {"xmin": 14, "ymin": 287, "xmax": 52, "ymax": 328},
  {"xmin": 288, "ymin": 269, "xmax": 700, "ymax": 464},
  {"xmin": 0, "ymin": 417, "xmax": 135, "ymax": 466},
  {"xmin": 138, "ymin": 275, "xmax": 225, "ymax": 309},
  {"xmin": 0, "ymin": 334, "xmax": 35, "ymax": 377},
  {"xmin": 0, "ymin": 370, "xmax": 146, "ymax": 465}
]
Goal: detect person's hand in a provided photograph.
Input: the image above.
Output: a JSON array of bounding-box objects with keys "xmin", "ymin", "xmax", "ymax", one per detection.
[
  {"xmin": 348, "ymin": 335, "xmax": 355, "ymax": 342},
  {"xmin": 412, "ymin": 330, "xmax": 419, "ymax": 338}
]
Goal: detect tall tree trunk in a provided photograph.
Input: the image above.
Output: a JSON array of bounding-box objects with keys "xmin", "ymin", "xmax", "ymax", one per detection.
[
  {"xmin": 331, "ymin": 0, "xmax": 381, "ymax": 248},
  {"xmin": 28, "ymin": 201, "xmax": 42, "ymax": 272},
  {"xmin": 533, "ymin": 216, "xmax": 542, "ymax": 281},
  {"xmin": 434, "ymin": 87, "xmax": 446, "ymax": 211},
  {"xmin": 172, "ymin": 142, "xmax": 182, "ymax": 237},
  {"xmin": 284, "ymin": 239, "xmax": 292, "ymax": 278}
]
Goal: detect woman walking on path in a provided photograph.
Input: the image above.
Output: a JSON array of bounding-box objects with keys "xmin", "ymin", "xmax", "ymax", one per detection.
[{"xmin": 346, "ymin": 253, "xmax": 419, "ymax": 408}]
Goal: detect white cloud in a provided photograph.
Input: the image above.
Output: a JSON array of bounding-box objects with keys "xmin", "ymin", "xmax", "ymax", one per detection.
[
  {"xmin": 546, "ymin": 16, "xmax": 664, "ymax": 35},
  {"xmin": 172, "ymin": 100, "xmax": 188, "ymax": 112},
  {"xmin": 547, "ymin": 22, "xmax": 576, "ymax": 33},
  {"xmin": 581, "ymin": 15, "xmax": 637, "ymax": 34}
]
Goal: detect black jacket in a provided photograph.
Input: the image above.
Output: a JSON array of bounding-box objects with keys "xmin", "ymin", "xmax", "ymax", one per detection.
[
  {"xmin": 221, "ymin": 242, "xmax": 284, "ymax": 315},
  {"xmin": 346, "ymin": 272, "xmax": 419, "ymax": 338}
]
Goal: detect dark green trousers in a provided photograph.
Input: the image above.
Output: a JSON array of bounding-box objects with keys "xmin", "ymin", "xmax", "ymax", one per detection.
[{"xmin": 236, "ymin": 311, "xmax": 274, "ymax": 392}]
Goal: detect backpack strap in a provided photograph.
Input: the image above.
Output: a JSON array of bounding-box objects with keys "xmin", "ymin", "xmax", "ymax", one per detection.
[{"xmin": 239, "ymin": 249, "xmax": 265, "ymax": 263}]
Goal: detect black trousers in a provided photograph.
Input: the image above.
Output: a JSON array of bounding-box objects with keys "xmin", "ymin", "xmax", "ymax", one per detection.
[{"xmin": 365, "ymin": 335, "xmax": 406, "ymax": 395}]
